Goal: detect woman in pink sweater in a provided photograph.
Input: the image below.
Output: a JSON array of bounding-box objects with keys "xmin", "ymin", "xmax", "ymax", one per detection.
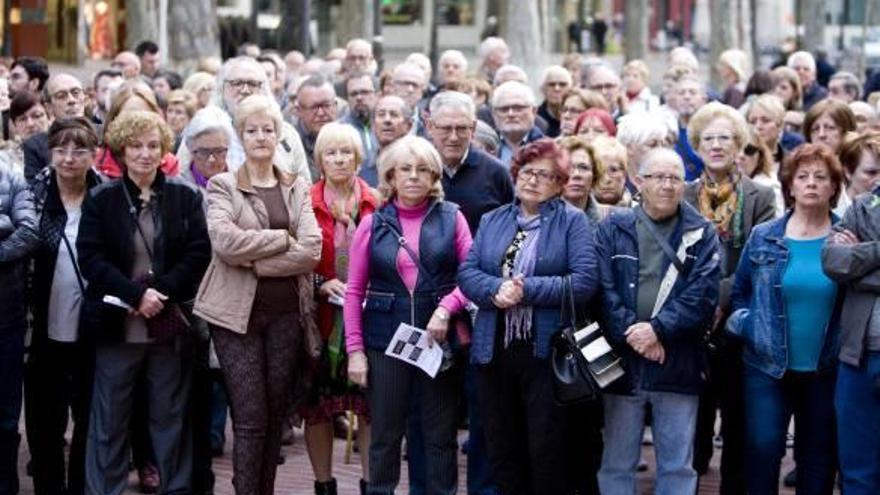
[{"xmin": 343, "ymin": 135, "xmax": 472, "ymax": 494}]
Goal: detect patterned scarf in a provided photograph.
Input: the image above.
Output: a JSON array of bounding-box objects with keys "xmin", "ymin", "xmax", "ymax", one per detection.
[
  {"xmin": 697, "ymin": 172, "xmax": 744, "ymax": 246},
  {"xmin": 502, "ymin": 213, "xmax": 541, "ymax": 347}
]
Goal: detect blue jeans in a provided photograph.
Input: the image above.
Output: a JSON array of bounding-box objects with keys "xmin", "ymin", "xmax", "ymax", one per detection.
[
  {"xmin": 836, "ymin": 353, "xmax": 880, "ymax": 495},
  {"xmin": 210, "ymin": 378, "xmax": 228, "ymax": 451},
  {"xmin": 0, "ymin": 325, "xmax": 25, "ymax": 495},
  {"xmin": 598, "ymin": 390, "xmax": 698, "ymax": 495},
  {"xmin": 743, "ymin": 364, "xmax": 836, "ymax": 495}
]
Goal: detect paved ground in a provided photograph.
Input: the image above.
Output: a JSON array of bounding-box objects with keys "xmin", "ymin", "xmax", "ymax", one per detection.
[{"xmin": 14, "ymin": 416, "xmax": 810, "ymax": 494}]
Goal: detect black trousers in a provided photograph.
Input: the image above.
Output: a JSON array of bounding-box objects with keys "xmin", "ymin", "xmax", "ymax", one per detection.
[
  {"xmin": 476, "ymin": 343, "xmax": 568, "ymax": 495},
  {"xmin": 189, "ymin": 326, "xmax": 215, "ymax": 494},
  {"xmin": 563, "ymin": 400, "xmax": 603, "ymax": 495},
  {"xmin": 24, "ymin": 339, "xmax": 94, "ymax": 495},
  {"xmin": 694, "ymin": 340, "xmax": 746, "ymax": 495}
]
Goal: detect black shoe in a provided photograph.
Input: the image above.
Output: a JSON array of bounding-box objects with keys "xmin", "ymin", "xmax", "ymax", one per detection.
[
  {"xmin": 314, "ymin": 478, "xmax": 338, "ymax": 495},
  {"xmin": 359, "ymin": 479, "xmax": 368, "ymax": 495},
  {"xmin": 783, "ymin": 468, "xmax": 796, "ymax": 488}
]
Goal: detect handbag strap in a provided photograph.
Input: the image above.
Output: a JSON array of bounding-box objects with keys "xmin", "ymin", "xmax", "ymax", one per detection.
[
  {"xmin": 60, "ymin": 231, "xmax": 86, "ymax": 294},
  {"xmin": 559, "ymin": 274, "xmax": 578, "ymax": 329},
  {"xmin": 121, "ymin": 182, "xmax": 155, "ymax": 265},
  {"xmin": 374, "ymin": 211, "xmax": 442, "ymax": 293},
  {"xmin": 634, "ymin": 206, "xmax": 685, "ymax": 274}
]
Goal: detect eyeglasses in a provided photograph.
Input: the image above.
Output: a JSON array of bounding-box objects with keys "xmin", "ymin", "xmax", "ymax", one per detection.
[
  {"xmin": 590, "ymin": 83, "xmax": 618, "ymax": 91},
  {"xmin": 225, "ymin": 79, "xmax": 263, "ymax": 91},
  {"xmin": 641, "ymin": 173, "xmax": 683, "ymax": 185},
  {"xmin": 545, "ymin": 81, "xmax": 569, "ymax": 88},
  {"xmin": 518, "ymin": 168, "xmax": 558, "ymax": 184},
  {"xmin": 192, "ymin": 147, "xmax": 228, "ymax": 160},
  {"xmin": 432, "ymin": 124, "xmax": 473, "ymax": 137},
  {"xmin": 299, "ymin": 100, "xmax": 336, "ymax": 113},
  {"xmin": 561, "ymin": 106, "xmax": 585, "ymax": 116},
  {"xmin": 392, "ymin": 80, "xmax": 421, "ymax": 91},
  {"xmin": 52, "ymin": 88, "xmax": 83, "ymax": 101},
  {"xmin": 700, "ymin": 134, "xmax": 734, "ymax": 145},
  {"xmin": 348, "ymin": 89, "xmax": 375, "ymax": 98},
  {"xmin": 51, "ymin": 146, "xmax": 92, "ymax": 159},
  {"xmin": 744, "ymin": 144, "xmax": 760, "ymax": 156},
  {"xmin": 494, "ymin": 104, "xmax": 530, "ymax": 115}
]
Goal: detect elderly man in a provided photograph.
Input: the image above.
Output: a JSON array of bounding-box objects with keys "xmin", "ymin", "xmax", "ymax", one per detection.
[
  {"xmin": 341, "ymin": 72, "xmax": 378, "ymax": 161},
  {"xmin": 284, "ymin": 50, "xmax": 306, "ymax": 76},
  {"xmin": 111, "ymin": 51, "xmax": 141, "ymax": 80},
  {"xmin": 428, "ymin": 91, "xmax": 512, "ymax": 494},
  {"xmin": 597, "ymin": 147, "xmax": 720, "ymax": 495},
  {"xmin": 492, "ymin": 80, "xmax": 544, "ymax": 168},
  {"xmin": 176, "ymin": 56, "xmax": 309, "ymax": 182},
  {"xmin": 135, "ymin": 41, "xmax": 161, "ymax": 78},
  {"xmin": 358, "ymin": 95, "xmax": 412, "ymax": 186},
  {"xmin": 437, "ymin": 50, "xmax": 468, "ymax": 87},
  {"xmin": 9, "ymin": 57, "xmax": 49, "ymax": 97},
  {"xmin": 478, "ymin": 36, "xmax": 510, "ymax": 84},
  {"xmin": 788, "ymin": 51, "xmax": 828, "ymax": 111},
  {"xmin": 295, "ymin": 74, "xmax": 338, "ymax": 181},
  {"xmin": 588, "ymin": 65, "xmax": 624, "ymax": 119},
  {"xmin": 672, "ymin": 75, "xmax": 708, "ymax": 181},
  {"xmin": 390, "ymin": 62, "xmax": 428, "ymax": 133},
  {"xmin": 850, "ymin": 101, "xmax": 880, "ymax": 133},
  {"xmin": 828, "ymin": 71, "xmax": 862, "ymax": 104},
  {"xmin": 537, "ymin": 65, "xmax": 573, "ymax": 138},
  {"xmin": 344, "ymin": 39, "xmax": 376, "ymax": 76},
  {"xmin": 0, "ymin": 161, "xmax": 38, "ymax": 495},
  {"xmin": 23, "ymin": 73, "xmax": 87, "ymax": 181}
]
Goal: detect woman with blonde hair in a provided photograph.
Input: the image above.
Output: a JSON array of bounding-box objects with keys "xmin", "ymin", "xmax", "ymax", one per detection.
[
  {"xmin": 302, "ymin": 122, "xmax": 379, "ymax": 495},
  {"xmin": 718, "ymin": 49, "xmax": 750, "ymax": 108},
  {"xmin": 771, "ymin": 66, "xmax": 804, "ymax": 111},
  {"xmin": 183, "ymin": 71, "xmax": 216, "ymax": 110},
  {"xmin": 622, "ymin": 59, "xmax": 660, "ymax": 113},
  {"xmin": 344, "ymin": 135, "xmax": 472, "ymax": 494},
  {"xmin": 194, "ymin": 94, "xmax": 322, "ymax": 494}
]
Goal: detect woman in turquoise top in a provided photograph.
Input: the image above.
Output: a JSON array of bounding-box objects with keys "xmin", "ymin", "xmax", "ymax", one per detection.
[{"xmin": 728, "ymin": 143, "xmax": 844, "ymax": 494}]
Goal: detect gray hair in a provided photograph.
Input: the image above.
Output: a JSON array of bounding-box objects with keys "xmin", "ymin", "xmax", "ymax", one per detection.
[
  {"xmin": 478, "ymin": 37, "xmax": 509, "ymax": 59},
  {"xmin": 375, "ymin": 95, "xmax": 414, "ymax": 121},
  {"xmin": 830, "ymin": 71, "xmax": 862, "ymax": 100},
  {"xmin": 296, "ymin": 74, "xmax": 335, "ymax": 102},
  {"xmin": 617, "ymin": 111, "xmax": 677, "ymax": 148},
  {"xmin": 439, "ymin": 50, "xmax": 468, "ymax": 71},
  {"xmin": 787, "ymin": 51, "xmax": 816, "ymax": 73},
  {"xmin": 541, "ymin": 65, "xmax": 572, "ymax": 86},
  {"xmin": 491, "ymin": 80, "xmax": 536, "ymax": 108},
  {"xmin": 492, "ymin": 64, "xmax": 528, "ymax": 86},
  {"xmin": 473, "ymin": 120, "xmax": 500, "ymax": 153},
  {"xmin": 639, "ymin": 147, "xmax": 685, "ymax": 176},
  {"xmin": 183, "ymin": 105, "xmax": 236, "ymax": 150},
  {"xmin": 428, "ymin": 91, "xmax": 475, "ymax": 118},
  {"xmin": 211, "ymin": 56, "xmax": 275, "ymax": 112}
]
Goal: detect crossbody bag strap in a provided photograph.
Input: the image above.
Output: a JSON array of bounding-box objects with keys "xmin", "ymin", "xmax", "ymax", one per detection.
[
  {"xmin": 558, "ymin": 274, "xmax": 578, "ymax": 329},
  {"xmin": 635, "ymin": 206, "xmax": 685, "ymax": 274},
  {"xmin": 374, "ymin": 212, "xmax": 441, "ymax": 292},
  {"xmin": 59, "ymin": 232, "xmax": 86, "ymax": 294},
  {"xmin": 121, "ymin": 182, "xmax": 155, "ymax": 264}
]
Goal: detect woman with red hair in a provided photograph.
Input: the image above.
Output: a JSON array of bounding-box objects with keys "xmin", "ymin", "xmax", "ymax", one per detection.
[{"xmin": 574, "ymin": 108, "xmax": 616, "ymax": 143}]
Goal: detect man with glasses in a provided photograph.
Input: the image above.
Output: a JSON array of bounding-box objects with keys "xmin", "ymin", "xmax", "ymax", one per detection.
[
  {"xmin": 341, "ymin": 72, "xmax": 378, "ymax": 163},
  {"xmin": 492, "ymin": 81, "xmax": 544, "ymax": 169},
  {"xmin": 111, "ymin": 51, "xmax": 142, "ymax": 80},
  {"xmin": 24, "ymin": 73, "xmax": 87, "ymax": 181},
  {"xmin": 9, "ymin": 57, "xmax": 49, "ymax": 97},
  {"xmin": 175, "ymin": 56, "xmax": 310, "ymax": 183},
  {"xmin": 537, "ymin": 65, "xmax": 573, "ymax": 138},
  {"xmin": 390, "ymin": 63, "xmax": 429, "ymax": 135},
  {"xmin": 427, "ymin": 91, "xmax": 512, "ymax": 495},
  {"xmin": 587, "ymin": 65, "xmax": 623, "ymax": 120},
  {"xmin": 295, "ymin": 74, "xmax": 338, "ymax": 181},
  {"xmin": 596, "ymin": 147, "xmax": 720, "ymax": 495}
]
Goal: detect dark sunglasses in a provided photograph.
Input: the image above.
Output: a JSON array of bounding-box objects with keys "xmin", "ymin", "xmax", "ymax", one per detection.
[{"xmin": 744, "ymin": 144, "xmax": 760, "ymax": 156}]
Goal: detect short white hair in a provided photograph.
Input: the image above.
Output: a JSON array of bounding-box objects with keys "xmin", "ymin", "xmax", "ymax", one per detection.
[
  {"xmin": 405, "ymin": 52, "xmax": 432, "ymax": 77},
  {"xmin": 429, "ymin": 91, "xmax": 475, "ymax": 119},
  {"xmin": 212, "ymin": 56, "xmax": 275, "ymax": 112},
  {"xmin": 639, "ymin": 147, "xmax": 685, "ymax": 176},
  {"xmin": 439, "ymin": 50, "xmax": 468, "ymax": 71},
  {"xmin": 668, "ymin": 47, "xmax": 699, "ymax": 71},
  {"xmin": 183, "ymin": 105, "xmax": 236, "ymax": 150},
  {"xmin": 479, "ymin": 36, "xmax": 509, "ymax": 59},
  {"xmin": 492, "ymin": 64, "xmax": 528, "ymax": 86},
  {"xmin": 491, "ymin": 80, "xmax": 536, "ymax": 108},
  {"xmin": 541, "ymin": 65, "xmax": 572, "ymax": 86},
  {"xmin": 617, "ymin": 111, "xmax": 677, "ymax": 148},
  {"xmin": 787, "ymin": 51, "xmax": 816, "ymax": 72}
]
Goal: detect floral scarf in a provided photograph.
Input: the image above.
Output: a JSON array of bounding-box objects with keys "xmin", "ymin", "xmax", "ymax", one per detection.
[
  {"xmin": 697, "ymin": 173, "xmax": 745, "ymax": 247},
  {"xmin": 502, "ymin": 213, "xmax": 541, "ymax": 347}
]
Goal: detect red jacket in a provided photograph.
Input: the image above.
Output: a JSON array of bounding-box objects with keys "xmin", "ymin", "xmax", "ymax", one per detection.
[
  {"xmin": 96, "ymin": 147, "xmax": 181, "ymax": 179},
  {"xmin": 310, "ymin": 177, "xmax": 379, "ymax": 340}
]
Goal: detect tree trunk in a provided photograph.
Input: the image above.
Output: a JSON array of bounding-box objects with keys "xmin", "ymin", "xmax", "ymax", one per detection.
[
  {"xmin": 168, "ymin": 0, "xmax": 221, "ymax": 64},
  {"xmin": 337, "ymin": 0, "xmax": 371, "ymax": 47},
  {"xmin": 126, "ymin": 0, "xmax": 160, "ymax": 50},
  {"xmin": 501, "ymin": 0, "xmax": 543, "ymax": 84},
  {"xmin": 278, "ymin": 0, "xmax": 311, "ymax": 54},
  {"xmin": 800, "ymin": 0, "xmax": 825, "ymax": 51},
  {"xmin": 709, "ymin": 0, "xmax": 734, "ymax": 90},
  {"xmin": 623, "ymin": 0, "xmax": 648, "ymax": 62}
]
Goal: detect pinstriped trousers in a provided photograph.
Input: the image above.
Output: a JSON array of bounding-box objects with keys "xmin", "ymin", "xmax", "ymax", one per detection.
[{"xmin": 365, "ymin": 349, "xmax": 459, "ymax": 495}]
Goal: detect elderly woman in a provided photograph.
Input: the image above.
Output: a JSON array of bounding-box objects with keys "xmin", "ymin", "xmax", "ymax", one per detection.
[
  {"xmin": 616, "ymin": 110, "xmax": 678, "ymax": 179},
  {"xmin": 591, "ymin": 136, "xmax": 632, "ymax": 207},
  {"xmin": 303, "ymin": 122, "xmax": 379, "ymax": 494},
  {"xmin": 558, "ymin": 88, "xmax": 609, "ymax": 137},
  {"xmin": 24, "ymin": 118, "xmax": 101, "ymax": 495},
  {"xmin": 165, "ymin": 89, "xmax": 197, "ymax": 150},
  {"xmin": 558, "ymin": 135, "xmax": 606, "ymax": 224},
  {"xmin": 738, "ymin": 129, "xmax": 784, "ymax": 216},
  {"xmin": 2, "ymin": 92, "xmax": 49, "ymax": 175},
  {"xmin": 458, "ymin": 138, "xmax": 597, "ymax": 494},
  {"xmin": 96, "ymin": 83, "xmax": 180, "ymax": 178},
  {"xmin": 574, "ymin": 108, "xmax": 616, "ymax": 143},
  {"xmin": 77, "ymin": 110, "xmax": 211, "ymax": 494},
  {"xmin": 343, "ymin": 135, "xmax": 471, "ymax": 494},
  {"xmin": 622, "ymin": 59, "xmax": 660, "ymax": 114},
  {"xmin": 685, "ymin": 101, "xmax": 777, "ymax": 485},
  {"xmin": 746, "ymin": 94, "xmax": 805, "ymax": 166},
  {"xmin": 728, "ymin": 143, "xmax": 844, "ymax": 494},
  {"xmin": 193, "ymin": 94, "xmax": 321, "ymax": 495},
  {"xmin": 771, "ymin": 66, "xmax": 804, "ymax": 111},
  {"xmin": 183, "ymin": 71, "xmax": 216, "ymax": 110},
  {"xmin": 180, "ymin": 106, "xmax": 233, "ymax": 190},
  {"xmin": 803, "ymin": 99, "xmax": 857, "ymax": 214},
  {"xmin": 718, "ymin": 49, "xmax": 750, "ymax": 108}
]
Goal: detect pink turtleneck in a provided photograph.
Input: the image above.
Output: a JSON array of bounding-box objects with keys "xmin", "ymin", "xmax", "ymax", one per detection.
[{"xmin": 343, "ymin": 199, "xmax": 472, "ymax": 353}]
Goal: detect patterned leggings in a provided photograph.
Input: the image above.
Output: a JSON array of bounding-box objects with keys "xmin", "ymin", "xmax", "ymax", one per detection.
[{"xmin": 210, "ymin": 311, "xmax": 301, "ymax": 495}]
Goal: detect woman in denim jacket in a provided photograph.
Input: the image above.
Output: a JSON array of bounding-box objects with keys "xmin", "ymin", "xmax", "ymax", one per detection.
[{"xmin": 728, "ymin": 143, "xmax": 844, "ymax": 494}]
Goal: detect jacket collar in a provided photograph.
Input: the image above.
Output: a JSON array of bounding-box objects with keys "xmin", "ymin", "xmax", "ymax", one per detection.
[
  {"xmin": 122, "ymin": 170, "xmax": 165, "ymax": 205},
  {"xmin": 765, "ymin": 209, "xmax": 840, "ymax": 245},
  {"xmin": 235, "ymin": 164, "xmax": 295, "ymax": 194},
  {"xmin": 310, "ymin": 177, "xmax": 377, "ymax": 215},
  {"xmin": 610, "ymin": 200, "xmax": 707, "ymax": 233}
]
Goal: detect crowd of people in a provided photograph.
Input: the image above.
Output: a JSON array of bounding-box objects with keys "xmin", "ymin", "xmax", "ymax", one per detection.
[{"xmin": 0, "ymin": 32, "xmax": 880, "ymax": 495}]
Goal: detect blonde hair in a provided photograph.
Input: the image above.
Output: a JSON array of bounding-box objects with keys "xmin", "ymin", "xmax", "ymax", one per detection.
[
  {"xmin": 623, "ymin": 59, "xmax": 650, "ymax": 83},
  {"xmin": 314, "ymin": 122, "xmax": 364, "ymax": 173},
  {"xmin": 591, "ymin": 135, "xmax": 628, "ymax": 172},
  {"xmin": 105, "ymin": 110, "xmax": 173, "ymax": 164},
  {"xmin": 557, "ymin": 135, "xmax": 605, "ymax": 184},
  {"xmin": 719, "ymin": 49, "xmax": 750, "ymax": 82},
  {"xmin": 232, "ymin": 94, "xmax": 283, "ymax": 137},
  {"xmin": 687, "ymin": 101, "xmax": 750, "ymax": 152},
  {"xmin": 377, "ymin": 135, "xmax": 444, "ymax": 201},
  {"xmin": 183, "ymin": 72, "xmax": 215, "ymax": 95},
  {"xmin": 747, "ymin": 94, "xmax": 786, "ymax": 127},
  {"xmin": 166, "ymin": 89, "xmax": 197, "ymax": 118},
  {"xmin": 771, "ymin": 66, "xmax": 803, "ymax": 111}
]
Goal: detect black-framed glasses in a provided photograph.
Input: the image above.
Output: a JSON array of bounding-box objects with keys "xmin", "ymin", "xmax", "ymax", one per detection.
[
  {"xmin": 192, "ymin": 147, "xmax": 228, "ymax": 160},
  {"xmin": 641, "ymin": 173, "xmax": 684, "ymax": 185},
  {"xmin": 744, "ymin": 144, "xmax": 760, "ymax": 156},
  {"xmin": 225, "ymin": 79, "xmax": 263, "ymax": 91}
]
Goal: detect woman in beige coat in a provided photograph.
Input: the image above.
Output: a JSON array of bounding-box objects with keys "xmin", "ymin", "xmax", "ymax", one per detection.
[{"xmin": 194, "ymin": 94, "xmax": 321, "ymax": 495}]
